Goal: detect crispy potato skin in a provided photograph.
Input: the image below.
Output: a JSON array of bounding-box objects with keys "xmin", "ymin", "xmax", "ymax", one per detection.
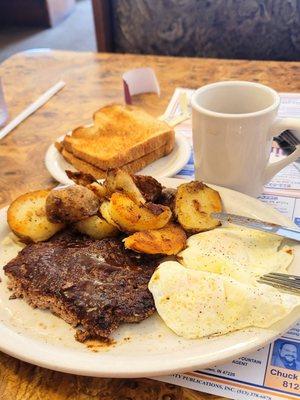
[
  {"xmin": 7, "ymin": 190, "xmax": 65, "ymax": 243},
  {"xmin": 87, "ymin": 182, "xmax": 107, "ymax": 199},
  {"xmin": 65, "ymin": 171, "xmax": 108, "ymax": 199},
  {"xmin": 175, "ymin": 181, "xmax": 222, "ymax": 232},
  {"xmin": 74, "ymin": 215, "xmax": 119, "ymax": 239},
  {"xmin": 109, "ymin": 192, "xmax": 172, "ymax": 232},
  {"xmin": 133, "ymin": 175, "xmax": 162, "ymax": 202},
  {"xmin": 124, "ymin": 224, "xmax": 186, "ymax": 255},
  {"xmin": 7, "ymin": 171, "xmax": 224, "ymax": 248},
  {"xmin": 46, "ymin": 186, "xmax": 100, "ymax": 223},
  {"xmin": 104, "ymin": 169, "xmax": 146, "ymax": 204},
  {"xmin": 65, "ymin": 170, "xmax": 96, "ymax": 186}
]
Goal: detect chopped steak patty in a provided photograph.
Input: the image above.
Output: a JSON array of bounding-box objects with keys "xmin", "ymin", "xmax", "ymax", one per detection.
[{"xmin": 4, "ymin": 231, "xmax": 161, "ymax": 341}]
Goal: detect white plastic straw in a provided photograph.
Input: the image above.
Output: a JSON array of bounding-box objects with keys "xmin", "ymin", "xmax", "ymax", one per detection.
[{"xmin": 0, "ymin": 80, "xmax": 65, "ymax": 140}]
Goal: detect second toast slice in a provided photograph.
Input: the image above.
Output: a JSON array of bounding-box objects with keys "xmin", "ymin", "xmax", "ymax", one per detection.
[
  {"xmin": 62, "ymin": 105, "xmax": 174, "ymax": 169},
  {"xmin": 57, "ymin": 139, "xmax": 174, "ymax": 179}
]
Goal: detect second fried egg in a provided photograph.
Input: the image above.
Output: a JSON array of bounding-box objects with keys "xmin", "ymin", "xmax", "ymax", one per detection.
[{"xmin": 178, "ymin": 226, "xmax": 293, "ymax": 283}]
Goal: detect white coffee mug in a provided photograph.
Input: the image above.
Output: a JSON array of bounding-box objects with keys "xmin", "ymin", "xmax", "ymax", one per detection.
[{"xmin": 191, "ymin": 81, "xmax": 300, "ymax": 197}]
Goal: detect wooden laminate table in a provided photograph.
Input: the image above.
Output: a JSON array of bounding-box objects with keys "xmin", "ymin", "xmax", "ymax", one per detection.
[{"xmin": 0, "ymin": 50, "xmax": 299, "ymax": 400}]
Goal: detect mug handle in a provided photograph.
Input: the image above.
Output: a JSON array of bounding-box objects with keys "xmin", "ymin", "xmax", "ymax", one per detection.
[{"xmin": 264, "ymin": 118, "xmax": 300, "ymax": 184}]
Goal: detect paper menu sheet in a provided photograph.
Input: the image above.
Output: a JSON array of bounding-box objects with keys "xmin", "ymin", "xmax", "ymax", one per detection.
[
  {"xmin": 157, "ymin": 324, "xmax": 300, "ymax": 400},
  {"xmin": 154, "ymin": 89, "xmax": 300, "ymax": 400}
]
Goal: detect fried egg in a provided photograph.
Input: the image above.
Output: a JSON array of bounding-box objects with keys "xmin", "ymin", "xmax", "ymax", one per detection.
[
  {"xmin": 178, "ymin": 226, "xmax": 293, "ymax": 283},
  {"xmin": 149, "ymin": 261, "xmax": 300, "ymax": 339}
]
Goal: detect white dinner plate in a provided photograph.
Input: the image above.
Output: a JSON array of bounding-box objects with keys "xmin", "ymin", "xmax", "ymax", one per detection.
[
  {"xmin": 45, "ymin": 134, "xmax": 191, "ymax": 185},
  {"xmin": 0, "ymin": 177, "xmax": 299, "ymax": 378}
]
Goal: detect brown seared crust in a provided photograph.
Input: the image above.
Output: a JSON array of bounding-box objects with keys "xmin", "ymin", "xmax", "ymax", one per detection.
[
  {"xmin": 145, "ymin": 203, "xmax": 167, "ymax": 215},
  {"xmin": 65, "ymin": 170, "xmax": 96, "ymax": 186},
  {"xmin": 4, "ymin": 231, "xmax": 161, "ymax": 341},
  {"xmin": 65, "ymin": 171, "xmax": 164, "ymax": 204},
  {"xmin": 133, "ymin": 175, "xmax": 162, "ymax": 202}
]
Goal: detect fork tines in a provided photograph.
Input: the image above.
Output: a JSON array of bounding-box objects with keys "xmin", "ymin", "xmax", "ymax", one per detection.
[{"xmin": 258, "ymin": 272, "xmax": 300, "ymax": 294}]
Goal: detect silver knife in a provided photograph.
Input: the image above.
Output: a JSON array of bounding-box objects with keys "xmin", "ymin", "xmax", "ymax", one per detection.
[{"xmin": 211, "ymin": 212, "xmax": 300, "ymax": 242}]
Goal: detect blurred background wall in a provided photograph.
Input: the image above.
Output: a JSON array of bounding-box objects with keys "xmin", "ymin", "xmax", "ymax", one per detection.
[
  {"xmin": 1, "ymin": 0, "xmax": 300, "ymax": 63},
  {"xmin": 109, "ymin": 0, "xmax": 300, "ymax": 60},
  {"xmin": 0, "ymin": 0, "xmax": 96, "ymax": 62}
]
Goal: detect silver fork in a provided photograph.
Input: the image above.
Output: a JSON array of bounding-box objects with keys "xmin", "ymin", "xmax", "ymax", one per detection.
[{"xmin": 258, "ymin": 273, "xmax": 300, "ymax": 295}]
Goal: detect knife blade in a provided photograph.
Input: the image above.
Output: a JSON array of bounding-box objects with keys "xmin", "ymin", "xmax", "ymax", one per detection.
[{"xmin": 211, "ymin": 212, "xmax": 300, "ymax": 242}]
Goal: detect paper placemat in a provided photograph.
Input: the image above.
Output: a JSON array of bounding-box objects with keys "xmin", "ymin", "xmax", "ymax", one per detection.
[{"xmin": 154, "ymin": 88, "xmax": 300, "ymax": 400}]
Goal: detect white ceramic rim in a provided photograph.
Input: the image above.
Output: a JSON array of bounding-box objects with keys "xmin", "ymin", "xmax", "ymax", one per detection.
[
  {"xmin": 0, "ymin": 177, "xmax": 298, "ymax": 378},
  {"xmin": 191, "ymin": 81, "xmax": 280, "ymax": 119}
]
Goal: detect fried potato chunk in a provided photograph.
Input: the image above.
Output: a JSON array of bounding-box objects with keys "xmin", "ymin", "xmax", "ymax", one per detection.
[
  {"xmin": 104, "ymin": 169, "xmax": 146, "ymax": 204},
  {"xmin": 65, "ymin": 171, "xmax": 108, "ymax": 200},
  {"xmin": 109, "ymin": 192, "xmax": 172, "ymax": 232},
  {"xmin": 74, "ymin": 215, "xmax": 119, "ymax": 239},
  {"xmin": 46, "ymin": 185, "xmax": 100, "ymax": 223},
  {"xmin": 99, "ymin": 201, "xmax": 119, "ymax": 227},
  {"xmin": 87, "ymin": 182, "xmax": 107, "ymax": 199},
  {"xmin": 124, "ymin": 224, "xmax": 186, "ymax": 255},
  {"xmin": 175, "ymin": 181, "xmax": 222, "ymax": 232},
  {"xmin": 7, "ymin": 190, "xmax": 65, "ymax": 243}
]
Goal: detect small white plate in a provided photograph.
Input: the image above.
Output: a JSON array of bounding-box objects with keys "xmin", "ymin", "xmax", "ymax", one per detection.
[
  {"xmin": 45, "ymin": 134, "xmax": 191, "ymax": 185},
  {"xmin": 0, "ymin": 177, "xmax": 299, "ymax": 378}
]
